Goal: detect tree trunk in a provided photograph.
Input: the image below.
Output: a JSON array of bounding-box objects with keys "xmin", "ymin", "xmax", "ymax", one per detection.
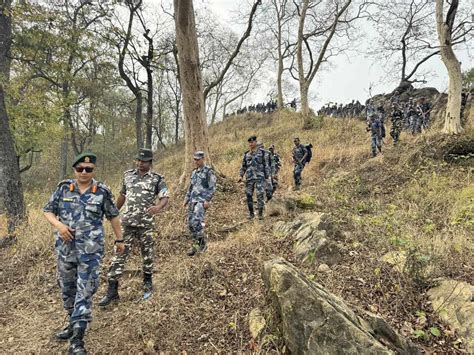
[
  {"xmin": 135, "ymin": 91, "xmax": 143, "ymax": 149},
  {"xmin": 175, "ymin": 103, "xmax": 180, "ymax": 144},
  {"xmin": 174, "ymin": 0, "xmax": 211, "ymax": 185},
  {"xmin": 58, "ymin": 135, "xmax": 68, "ymax": 180},
  {"xmin": 276, "ymin": 11, "xmax": 284, "ymax": 109},
  {"xmin": 145, "ymin": 72, "xmax": 153, "ymax": 149},
  {"xmin": 297, "ymin": 0, "xmax": 310, "ymax": 125},
  {"xmin": 435, "ymin": 0, "xmax": 463, "ymax": 134},
  {"xmin": 277, "ymin": 46, "xmax": 284, "ymax": 109},
  {"xmin": 300, "ymin": 83, "xmax": 310, "ymax": 124},
  {"xmin": 0, "ymin": 0, "xmax": 26, "ymax": 235}
]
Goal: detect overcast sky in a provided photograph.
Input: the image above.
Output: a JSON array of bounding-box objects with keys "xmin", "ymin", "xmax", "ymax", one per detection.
[{"xmin": 198, "ymin": 0, "xmax": 473, "ymax": 108}]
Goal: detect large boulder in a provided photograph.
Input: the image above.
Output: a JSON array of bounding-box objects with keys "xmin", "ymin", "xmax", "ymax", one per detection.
[
  {"xmin": 274, "ymin": 213, "xmax": 342, "ymax": 265},
  {"xmin": 263, "ymin": 258, "xmax": 420, "ymax": 355},
  {"xmin": 427, "ymin": 279, "xmax": 474, "ymax": 353}
]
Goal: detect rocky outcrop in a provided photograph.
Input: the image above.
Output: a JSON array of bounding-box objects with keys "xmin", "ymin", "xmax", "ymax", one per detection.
[
  {"xmin": 263, "ymin": 258, "xmax": 420, "ymax": 355},
  {"xmin": 427, "ymin": 279, "xmax": 474, "ymax": 353},
  {"xmin": 274, "ymin": 213, "xmax": 342, "ymax": 265}
]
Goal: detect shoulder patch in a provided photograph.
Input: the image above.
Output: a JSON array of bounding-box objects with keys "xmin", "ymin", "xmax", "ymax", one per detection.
[{"xmin": 57, "ymin": 179, "xmax": 73, "ymax": 188}]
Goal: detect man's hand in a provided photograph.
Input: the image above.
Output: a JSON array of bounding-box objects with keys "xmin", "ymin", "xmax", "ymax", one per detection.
[
  {"xmin": 203, "ymin": 201, "xmax": 210, "ymax": 209},
  {"xmin": 115, "ymin": 242, "xmax": 126, "ymax": 255},
  {"xmin": 147, "ymin": 205, "xmax": 163, "ymax": 215},
  {"xmin": 57, "ymin": 223, "xmax": 74, "ymax": 242}
]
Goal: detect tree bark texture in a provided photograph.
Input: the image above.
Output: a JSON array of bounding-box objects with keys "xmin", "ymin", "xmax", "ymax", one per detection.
[
  {"xmin": 436, "ymin": 0, "xmax": 463, "ymax": 134},
  {"xmin": 0, "ymin": 0, "xmax": 26, "ymax": 234},
  {"xmin": 174, "ymin": 0, "xmax": 211, "ymax": 183}
]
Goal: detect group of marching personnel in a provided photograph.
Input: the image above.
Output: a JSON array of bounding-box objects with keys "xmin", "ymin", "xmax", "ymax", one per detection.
[
  {"xmin": 317, "ymin": 100, "xmax": 365, "ymax": 118},
  {"xmin": 43, "ymin": 137, "xmax": 312, "ymax": 354},
  {"xmin": 365, "ymin": 91, "xmax": 432, "ymax": 157},
  {"xmin": 225, "ymin": 98, "xmax": 297, "ymax": 117}
]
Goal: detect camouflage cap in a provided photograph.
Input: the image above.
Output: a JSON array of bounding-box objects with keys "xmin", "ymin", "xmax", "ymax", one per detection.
[
  {"xmin": 193, "ymin": 151, "xmax": 205, "ymax": 160},
  {"xmin": 72, "ymin": 152, "xmax": 97, "ymax": 167},
  {"xmin": 247, "ymin": 135, "xmax": 257, "ymax": 142},
  {"xmin": 137, "ymin": 148, "xmax": 153, "ymax": 161}
]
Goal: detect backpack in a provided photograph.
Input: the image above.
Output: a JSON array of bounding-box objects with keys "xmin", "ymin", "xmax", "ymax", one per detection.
[{"xmin": 304, "ymin": 144, "xmax": 313, "ymax": 164}]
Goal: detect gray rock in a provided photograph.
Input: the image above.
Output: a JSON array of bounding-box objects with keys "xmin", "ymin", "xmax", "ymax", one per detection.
[
  {"xmin": 263, "ymin": 258, "xmax": 420, "ymax": 355},
  {"xmin": 427, "ymin": 279, "xmax": 474, "ymax": 353},
  {"xmin": 274, "ymin": 213, "xmax": 342, "ymax": 265}
]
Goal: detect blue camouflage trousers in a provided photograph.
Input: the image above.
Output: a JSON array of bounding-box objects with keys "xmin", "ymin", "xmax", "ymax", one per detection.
[
  {"xmin": 371, "ymin": 135, "xmax": 382, "ymax": 156},
  {"xmin": 187, "ymin": 201, "xmax": 206, "ymax": 240},
  {"xmin": 293, "ymin": 163, "xmax": 304, "ymax": 187},
  {"xmin": 246, "ymin": 178, "xmax": 265, "ymax": 213},
  {"xmin": 57, "ymin": 252, "xmax": 101, "ymax": 329}
]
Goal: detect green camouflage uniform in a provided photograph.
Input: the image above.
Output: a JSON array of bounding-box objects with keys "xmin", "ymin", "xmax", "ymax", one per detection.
[{"xmin": 107, "ymin": 169, "xmax": 168, "ymax": 281}]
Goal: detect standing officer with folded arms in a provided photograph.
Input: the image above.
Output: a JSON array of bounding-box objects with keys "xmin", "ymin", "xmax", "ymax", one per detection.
[{"xmin": 44, "ymin": 152, "xmax": 124, "ymax": 355}]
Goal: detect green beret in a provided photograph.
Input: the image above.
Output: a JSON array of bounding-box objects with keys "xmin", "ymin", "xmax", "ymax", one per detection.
[{"xmin": 72, "ymin": 152, "xmax": 97, "ymax": 167}]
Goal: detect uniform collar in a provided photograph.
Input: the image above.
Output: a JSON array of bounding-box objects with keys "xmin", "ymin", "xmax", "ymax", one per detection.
[
  {"xmin": 72, "ymin": 179, "xmax": 96, "ymax": 193},
  {"xmin": 135, "ymin": 169, "xmax": 152, "ymax": 177}
]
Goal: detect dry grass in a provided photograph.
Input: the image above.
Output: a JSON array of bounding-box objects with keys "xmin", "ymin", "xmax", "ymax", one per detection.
[{"xmin": 1, "ymin": 111, "xmax": 473, "ymax": 353}]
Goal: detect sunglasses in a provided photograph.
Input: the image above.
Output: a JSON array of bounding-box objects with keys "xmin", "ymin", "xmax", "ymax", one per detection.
[{"xmin": 74, "ymin": 166, "xmax": 94, "ymax": 173}]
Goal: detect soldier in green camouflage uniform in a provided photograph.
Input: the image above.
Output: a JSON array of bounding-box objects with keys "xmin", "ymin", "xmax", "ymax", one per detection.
[
  {"xmin": 99, "ymin": 149, "xmax": 169, "ymax": 305},
  {"xmin": 390, "ymin": 103, "xmax": 403, "ymax": 145},
  {"xmin": 44, "ymin": 152, "xmax": 123, "ymax": 355},
  {"xmin": 183, "ymin": 151, "xmax": 217, "ymax": 256}
]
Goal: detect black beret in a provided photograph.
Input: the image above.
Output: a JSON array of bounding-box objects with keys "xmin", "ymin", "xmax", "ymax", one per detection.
[{"xmin": 248, "ymin": 135, "xmax": 257, "ymax": 142}]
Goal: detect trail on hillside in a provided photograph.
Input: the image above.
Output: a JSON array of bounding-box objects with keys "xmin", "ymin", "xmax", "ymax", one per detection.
[{"xmin": 1, "ymin": 115, "xmax": 472, "ymax": 353}]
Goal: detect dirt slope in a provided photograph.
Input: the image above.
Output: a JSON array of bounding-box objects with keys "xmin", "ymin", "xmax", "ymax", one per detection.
[{"xmin": 0, "ymin": 112, "xmax": 472, "ymax": 353}]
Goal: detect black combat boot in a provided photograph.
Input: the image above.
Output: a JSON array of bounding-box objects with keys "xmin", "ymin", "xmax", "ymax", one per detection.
[
  {"xmin": 198, "ymin": 237, "xmax": 208, "ymax": 253},
  {"xmin": 258, "ymin": 208, "xmax": 264, "ymax": 220},
  {"xmin": 55, "ymin": 323, "xmax": 73, "ymax": 341},
  {"xmin": 143, "ymin": 273, "xmax": 153, "ymax": 300},
  {"xmin": 68, "ymin": 327, "xmax": 86, "ymax": 355},
  {"xmin": 98, "ymin": 280, "xmax": 119, "ymax": 307},
  {"xmin": 247, "ymin": 206, "xmax": 255, "ymax": 220}
]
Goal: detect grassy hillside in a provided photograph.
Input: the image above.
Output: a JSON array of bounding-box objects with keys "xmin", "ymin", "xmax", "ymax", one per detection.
[{"xmin": 0, "ymin": 111, "xmax": 472, "ymax": 352}]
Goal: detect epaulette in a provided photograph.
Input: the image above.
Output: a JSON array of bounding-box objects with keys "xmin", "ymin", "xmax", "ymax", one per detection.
[
  {"xmin": 151, "ymin": 171, "xmax": 165, "ymax": 180},
  {"xmin": 96, "ymin": 182, "xmax": 113, "ymax": 196},
  {"xmin": 244, "ymin": 150, "xmax": 250, "ymax": 154},
  {"xmin": 124, "ymin": 168, "xmax": 136, "ymax": 175},
  {"xmin": 57, "ymin": 179, "xmax": 74, "ymax": 189}
]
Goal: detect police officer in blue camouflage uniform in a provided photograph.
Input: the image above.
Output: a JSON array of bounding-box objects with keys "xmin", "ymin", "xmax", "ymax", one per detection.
[
  {"xmin": 257, "ymin": 141, "xmax": 273, "ymax": 201},
  {"xmin": 239, "ymin": 135, "xmax": 271, "ymax": 220},
  {"xmin": 99, "ymin": 148, "xmax": 169, "ymax": 305},
  {"xmin": 367, "ymin": 114, "xmax": 383, "ymax": 157},
  {"xmin": 44, "ymin": 152, "xmax": 124, "ymax": 355},
  {"xmin": 292, "ymin": 137, "xmax": 308, "ymax": 190},
  {"xmin": 183, "ymin": 151, "xmax": 216, "ymax": 256},
  {"xmin": 269, "ymin": 144, "xmax": 281, "ymax": 195}
]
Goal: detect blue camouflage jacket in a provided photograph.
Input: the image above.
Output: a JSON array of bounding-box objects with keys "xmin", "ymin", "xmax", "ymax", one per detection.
[
  {"xmin": 239, "ymin": 148, "xmax": 270, "ymax": 180},
  {"xmin": 185, "ymin": 165, "xmax": 217, "ymax": 204},
  {"xmin": 43, "ymin": 179, "xmax": 119, "ymax": 257}
]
